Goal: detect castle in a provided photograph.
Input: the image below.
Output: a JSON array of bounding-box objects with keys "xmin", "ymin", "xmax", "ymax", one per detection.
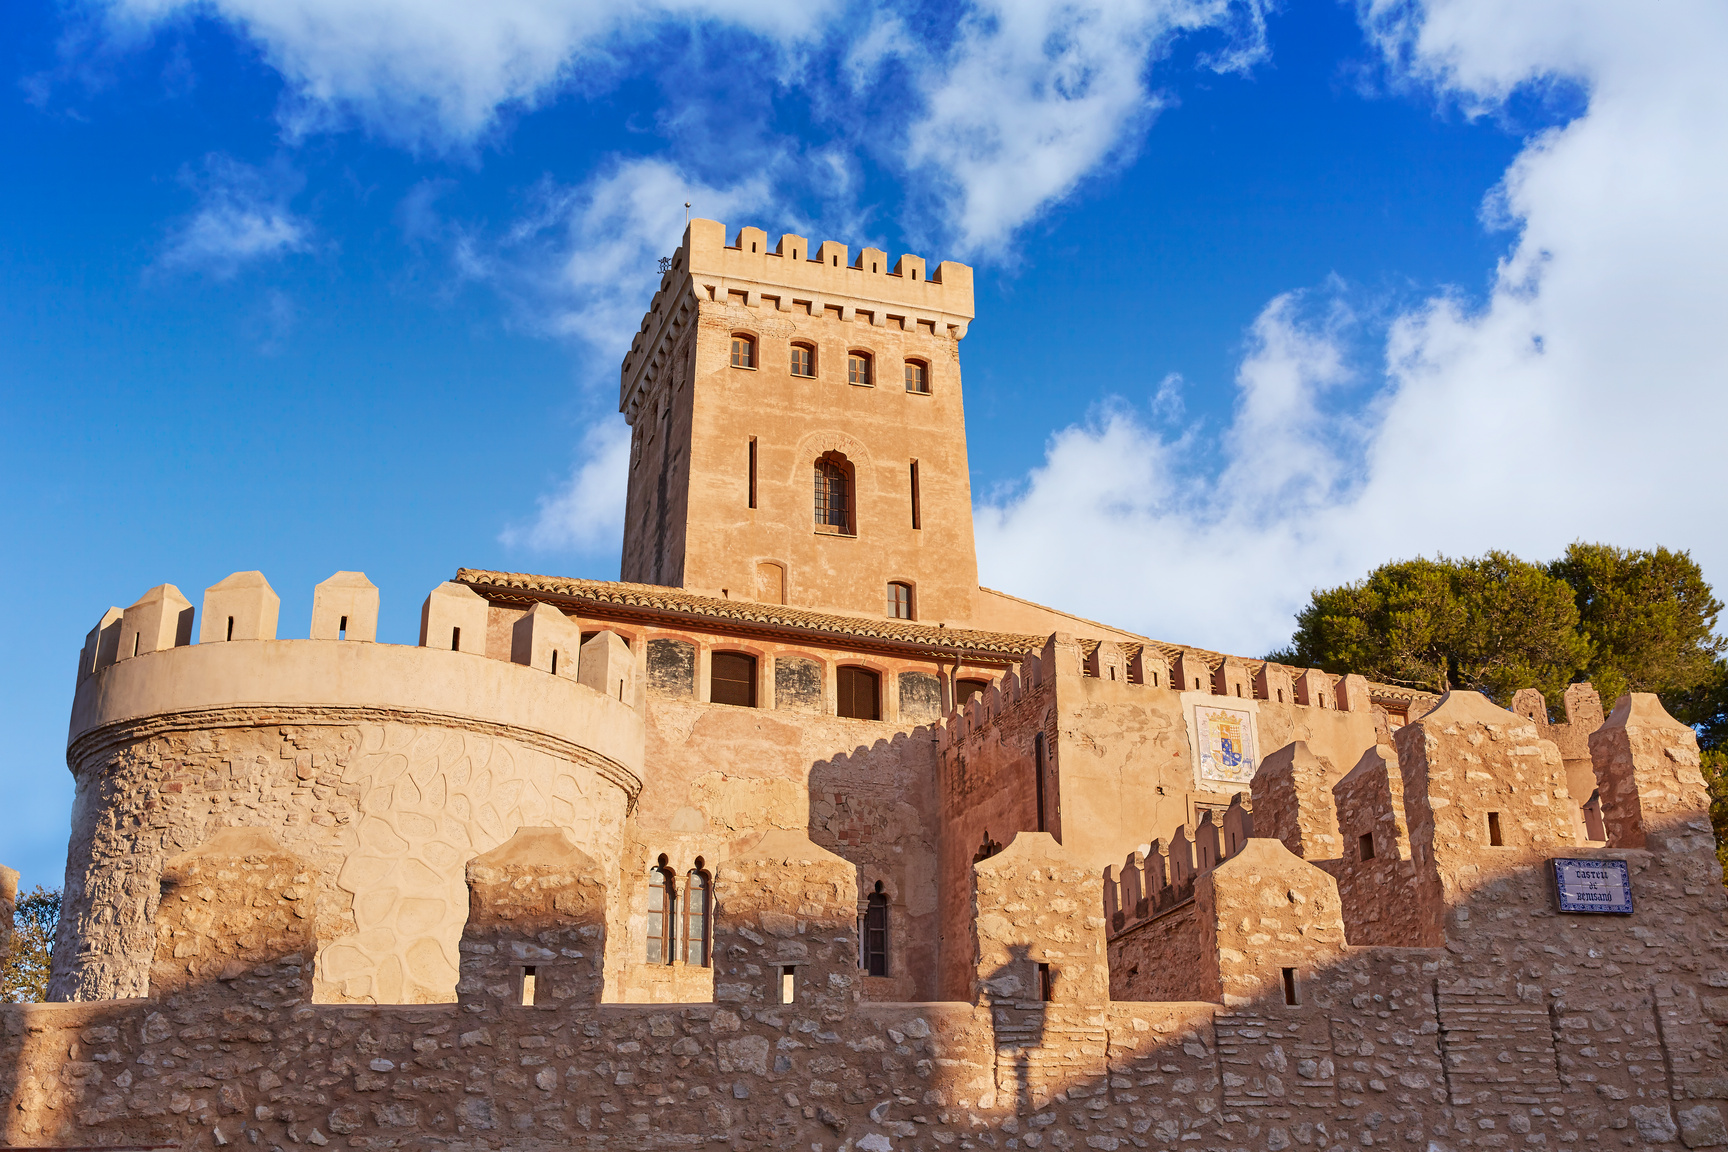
[{"xmin": 3, "ymin": 219, "xmax": 1724, "ymax": 1151}]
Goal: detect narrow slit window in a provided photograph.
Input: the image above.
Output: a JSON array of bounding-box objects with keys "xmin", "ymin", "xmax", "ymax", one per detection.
[
  {"xmin": 226, "ymin": 616, "xmax": 234, "ymax": 641},
  {"xmin": 1282, "ymin": 968, "xmax": 1298, "ymax": 1006},
  {"xmin": 1034, "ymin": 731, "xmax": 1048, "ymax": 833},
  {"xmin": 133, "ymin": 633, "xmax": 140, "ymax": 657},
  {"xmin": 550, "ymin": 650, "xmax": 558, "ymax": 676},
  {"xmin": 521, "ymin": 966, "xmax": 536, "ymax": 1006},
  {"xmin": 909, "ymin": 460, "xmax": 921, "ymax": 529},
  {"xmin": 1359, "ymin": 832, "xmax": 1375, "ymax": 861},
  {"xmin": 780, "ymin": 966, "xmax": 797, "ymax": 1004},
  {"xmin": 339, "ymin": 615, "xmax": 348, "ymax": 640},
  {"xmin": 451, "ymin": 626, "xmax": 460, "ymax": 651},
  {"xmin": 748, "ymin": 438, "xmax": 758, "ymax": 509},
  {"xmin": 864, "ymin": 883, "xmax": 889, "ymax": 976},
  {"xmin": 1037, "ymin": 963, "xmax": 1053, "ymax": 1002},
  {"xmin": 1488, "ymin": 812, "xmax": 1504, "ymax": 846}
]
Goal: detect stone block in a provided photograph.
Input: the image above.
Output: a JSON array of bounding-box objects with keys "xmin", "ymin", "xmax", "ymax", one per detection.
[
  {"xmin": 310, "ymin": 570, "xmax": 379, "ymax": 641},
  {"xmin": 199, "ymin": 571, "xmax": 280, "ymax": 643},
  {"xmin": 972, "ymin": 831, "xmax": 1108, "ymax": 1005},
  {"xmin": 78, "ymin": 606, "xmax": 123, "ymax": 681},
  {"xmin": 1589, "ymin": 692, "xmax": 1710, "ymax": 850},
  {"xmin": 1196, "ymin": 837, "xmax": 1346, "ymax": 1008},
  {"xmin": 118, "ymin": 583, "xmax": 193, "ymax": 661},
  {"xmin": 418, "ymin": 581, "xmax": 489, "ymax": 653},
  {"xmin": 459, "ymin": 828, "xmax": 606, "ymax": 1009},
  {"xmin": 510, "ymin": 601, "xmax": 582, "ymax": 677},
  {"xmin": 1251, "ymin": 741, "xmax": 1340, "ymax": 862},
  {"xmin": 715, "ymin": 830, "xmax": 859, "ymax": 1011},
  {"xmin": 578, "ymin": 629, "xmax": 635, "ymax": 702}
]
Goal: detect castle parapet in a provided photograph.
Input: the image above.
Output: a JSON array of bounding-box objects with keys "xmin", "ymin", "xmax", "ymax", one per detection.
[
  {"xmin": 713, "ymin": 831, "xmax": 859, "ymax": 1013},
  {"xmin": 458, "ymin": 828, "xmax": 606, "ymax": 1009},
  {"xmin": 1588, "ymin": 692, "xmax": 1710, "ymax": 852}
]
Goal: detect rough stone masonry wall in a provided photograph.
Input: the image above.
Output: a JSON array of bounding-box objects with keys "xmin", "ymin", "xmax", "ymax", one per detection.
[
  {"xmin": 9, "ymin": 692, "xmax": 1728, "ymax": 1152},
  {"xmin": 54, "ymin": 716, "xmax": 630, "ymax": 1006}
]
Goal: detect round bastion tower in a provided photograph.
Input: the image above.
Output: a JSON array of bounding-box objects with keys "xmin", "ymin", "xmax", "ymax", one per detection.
[{"xmin": 54, "ymin": 569, "xmax": 644, "ymax": 1004}]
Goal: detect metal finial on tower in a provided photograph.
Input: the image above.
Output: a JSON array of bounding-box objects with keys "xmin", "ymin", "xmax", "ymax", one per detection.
[{"xmin": 684, "ymin": 201, "xmax": 691, "ymax": 224}]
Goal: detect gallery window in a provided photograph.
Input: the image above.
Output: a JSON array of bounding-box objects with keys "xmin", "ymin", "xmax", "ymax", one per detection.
[
  {"xmin": 646, "ymin": 857, "xmax": 676, "ymax": 965},
  {"xmin": 710, "ymin": 651, "xmax": 758, "ymax": 708},
  {"xmin": 837, "ymin": 666, "xmax": 881, "ymax": 720},
  {"xmin": 730, "ymin": 334, "xmax": 756, "ymax": 369},
  {"xmin": 683, "ymin": 864, "xmax": 711, "ymax": 967},
  {"xmin": 791, "ymin": 343, "xmax": 815, "ymax": 377},
  {"xmin": 904, "ymin": 360, "xmax": 929, "ymax": 393},
  {"xmin": 847, "ymin": 351, "xmax": 873, "ymax": 386},
  {"xmin": 887, "ymin": 581, "xmax": 913, "ymax": 620}
]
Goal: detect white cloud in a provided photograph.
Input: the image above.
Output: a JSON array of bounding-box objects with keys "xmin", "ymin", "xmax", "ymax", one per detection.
[
  {"xmin": 977, "ymin": 0, "xmax": 1728, "ymax": 655},
  {"xmin": 97, "ymin": 0, "xmax": 823, "ymax": 149},
  {"xmin": 897, "ymin": 0, "xmax": 1268, "ymax": 255},
  {"xmin": 160, "ymin": 154, "xmax": 311, "ymax": 277},
  {"xmin": 500, "ymin": 417, "xmax": 633, "ymax": 554}
]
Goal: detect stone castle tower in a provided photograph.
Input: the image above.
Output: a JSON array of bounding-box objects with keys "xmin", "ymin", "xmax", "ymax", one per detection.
[{"xmin": 619, "ymin": 219, "xmax": 982, "ymax": 625}]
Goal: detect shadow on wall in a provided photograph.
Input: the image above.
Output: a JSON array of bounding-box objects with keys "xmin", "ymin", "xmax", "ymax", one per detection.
[
  {"xmin": 806, "ymin": 725, "xmax": 942, "ymax": 1002},
  {"xmin": 5, "ymin": 694, "xmax": 1728, "ymax": 1151}
]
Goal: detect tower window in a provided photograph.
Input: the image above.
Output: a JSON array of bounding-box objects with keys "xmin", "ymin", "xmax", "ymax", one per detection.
[
  {"xmin": 710, "ymin": 651, "xmax": 758, "ymax": 708},
  {"xmin": 863, "ymin": 883, "xmax": 889, "ymax": 977},
  {"xmin": 909, "ymin": 459, "xmax": 921, "ymax": 529},
  {"xmin": 887, "ymin": 582, "xmax": 913, "ymax": 620},
  {"xmin": 730, "ymin": 334, "xmax": 756, "ymax": 369},
  {"xmin": 904, "ymin": 360, "xmax": 929, "ymax": 393},
  {"xmin": 1034, "ymin": 731, "xmax": 1048, "ymax": 833},
  {"xmin": 1282, "ymin": 968, "xmax": 1299, "ymax": 1005},
  {"xmin": 683, "ymin": 864, "xmax": 710, "ymax": 966},
  {"xmin": 748, "ymin": 437, "xmax": 757, "ymax": 509},
  {"xmin": 837, "ymin": 666, "xmax": 881, "ymax": 720},
  {"xmin": 791, "ymin": 343, "xmax": 814, "ymax": 377},
  {"xmin": 646, "ymin": 859, "xmax": 676, "ymax": 965},
  {"xmin": 847, "ymin": 352, "xmax": 872, "ymax": 386},
  {"xmin": 814, "ymin": 455, "xmax": 852, "ymax": 534},
  {"xmin": 1487, "ymin": 811, "xmax": 1504, "ymax": 846},
  {"xmin": 1358, "ymin": 832, "xmax": 1375, "ymax": 861}
]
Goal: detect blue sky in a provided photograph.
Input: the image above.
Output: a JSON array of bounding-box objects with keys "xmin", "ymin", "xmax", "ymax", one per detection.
[{"xmin": 4, "ymin": 0, "xmax": 1725, "ymax": 891}]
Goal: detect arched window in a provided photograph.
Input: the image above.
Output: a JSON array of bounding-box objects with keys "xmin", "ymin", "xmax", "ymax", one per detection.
[
  {"xmin": 863, "ymin": 882, "xmax": 889, "ymax": 976},
  {"xmin": 956, "ymin": 678, "xmax": 989, "ymax": 707},
  {"xmin": 710, "ymin": 651, "xmax": 758, "ymax": 707},
  {"xmin": 646, "ymin": 857, "xmax": 676, "ymax": 965},
  {"xmin": 887, "ymin": 581, "xmax": 913, "ymax": 620},
  {"xmin": 730, "ymin": 334, "xmax": 756, "ymax": 369},
  {"xmin": 791, "ymin": 343, "xmax": 815, "ymax": 378},
  {"xmin": 837, "ymin": 666, "xmax": 881, "ymax": 720},
  {"xmin": 814, "ymin": 454, "xmax": 852, "ymax": 534},
  {"xmin": 904, "ymin": 360, "xmax": 929, "ymax": 394},
  {"xmin": 847, "ymin": 351, "xmax": 873, "ymax": 386},
  {"xmin": 683, "ymin": 863, "xmax": 711, "ymax": 967}
]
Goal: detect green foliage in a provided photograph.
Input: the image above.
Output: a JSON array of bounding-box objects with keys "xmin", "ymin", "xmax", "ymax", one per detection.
[
  {"xmin": 1549, "ymin": 543, "xmax": 1724, "ymax": 707},
  {"xmin": 1269, "ymin": 551, "xmax": 1590, "ymax": 705},
  {"xmin": 1, "ymin": 886, "xmax": 60, "ymax": 1003}
]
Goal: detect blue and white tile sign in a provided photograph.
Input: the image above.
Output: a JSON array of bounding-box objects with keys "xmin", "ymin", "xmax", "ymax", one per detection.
[{"xmin": 1553, "ymin": 858, "xmax": 1633, "ymax": 914}]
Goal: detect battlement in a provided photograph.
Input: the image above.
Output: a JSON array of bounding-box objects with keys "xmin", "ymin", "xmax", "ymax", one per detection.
[{"xmin": 619, "ymin": 217, "xmax": 975, "ymax": 419}]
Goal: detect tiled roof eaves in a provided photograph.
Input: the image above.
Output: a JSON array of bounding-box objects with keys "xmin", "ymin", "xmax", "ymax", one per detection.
[
  {"xmin": 455, "ymin": 569, "xmax": 1041, "ymax": 660},
  {"xmin": 455, "ymin": 569, "xmax": 1438, "ymax": 710}
]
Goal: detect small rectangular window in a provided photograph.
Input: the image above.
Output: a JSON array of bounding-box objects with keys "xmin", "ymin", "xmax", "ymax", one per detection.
[
  {"xmin": 848, "ymin": 353, "xmax": 872, "ymax": 386},
  {"xmin": 731, "ymin": 336, "xmax": 755, "ymax": 368},
  {"xmin": 836, "ymin": 666, "xmax": 881, "ymax": 720},
  {"xmin": 748, "ymin": 438, "xmax": 758, "ymax": 509},
  {"xmin": 1282, "ymin": 968, "xmax": 1298, "ymax": 1006},
  {"xmin": 521, "ymin": 966, "xmax": 537, "ymax": 1006},
  {"xmin": 791, "ymin": 344, "xmax": 813, "ymax": 377},
  {"xmin": 710, "ymin": 651, "xmax": 758, "ymax": 708},
  {"xmin": 780, "ymin": 966, "xmax": 797, "ymax": 1004},
  {"xmin": 1037, "ymin": 963, "xmax": 1053, "ymax": 1002},
  {"xmin": 1488, "ymin": 812, "xmax": 1504, "ymax": 846},
  {"xmin": 904, "ymin": 361, "xmax": 928, "ymax": 393},
  {"xmin": 451, "ymin": 626, "xmax": 460, "ymax": 650},
  {"xmin": 1358, "ymin": 832, "xmax": 1375, "ymax": 861},
  {"xmin": 887, "ymin": 582, "xmax": 912, "ymax": 620},
  {"xmin": 1034, "ymin": 731, "xmax": 1048, "ymax": 833},
  {"xmin": 339, "ymin": 615, "xmax": 348, "ymax": 640},
  {"xmin": 909, "ymin": 460, "xmax": 921, "ymax": 530}
]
